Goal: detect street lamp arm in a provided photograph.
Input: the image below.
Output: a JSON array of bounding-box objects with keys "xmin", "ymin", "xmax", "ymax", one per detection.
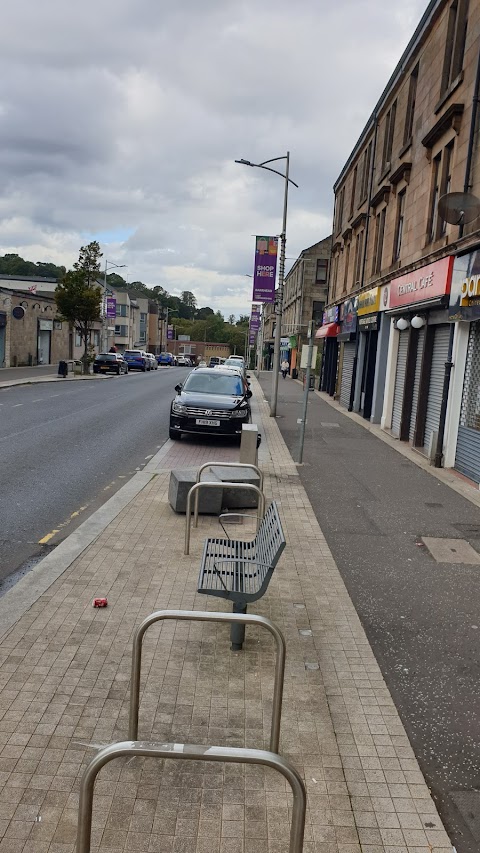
[{"xmin": 235, "ymin": 158, "xmax": 298, "ymax": 188}]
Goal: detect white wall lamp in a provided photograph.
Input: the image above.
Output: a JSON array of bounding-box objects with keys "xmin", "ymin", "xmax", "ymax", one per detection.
[
  {"xmin": 411, "ymin": 315, "xmax": 426, "ymax": 329},
  {"xmin": 396, "ymin": 317, "xmax": 410, "ymax": 331}
]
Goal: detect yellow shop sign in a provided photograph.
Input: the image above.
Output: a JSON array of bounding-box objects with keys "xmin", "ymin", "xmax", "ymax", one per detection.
[{"xmin": 357, "ymin": 287, "xmax": 381, "ymax": 316}]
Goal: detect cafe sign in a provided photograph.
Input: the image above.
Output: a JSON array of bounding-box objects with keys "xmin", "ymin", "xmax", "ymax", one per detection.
[
  {"xmin": 449, "ymin": 249, "xmax": 480, "ymax": 320},
  {"xmin": 390, "ymin": 256, "xmax": 453, "ymax": 309}
]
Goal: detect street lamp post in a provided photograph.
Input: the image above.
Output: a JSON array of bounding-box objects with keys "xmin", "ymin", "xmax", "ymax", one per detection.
[
  {"xmin": 103, "ymin": 260, "xmax": 126, "ymax": 352},
  {"xmin": 235, "ymin": 153, "xmax": 298, "ymax": 417}
]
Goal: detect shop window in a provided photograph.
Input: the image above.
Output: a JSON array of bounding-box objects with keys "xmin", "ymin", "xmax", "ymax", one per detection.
[
  {"xmin": 315, "ymin": 258, "xmax": 328, "ymax": 283},
  {"xmin": 372, "ymin": 208, "xmax": 386, "ymax": 274},
  {"xmin": 403, "ymin": 64, "xmax": 419, "ymax": 146},
  {"xmin": 381, "ymin": 101, "xmax": 397, "ymax": 174},
  {"xmin": 393, "ymin": 190, "xmax": 406, "ymax": 262},
  {"xmin": 441, "ymin": 0, "xmax": 469, "ymax": 95}
]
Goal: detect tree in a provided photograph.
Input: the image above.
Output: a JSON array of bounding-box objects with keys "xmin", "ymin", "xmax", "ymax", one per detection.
[
  {"xmin": 55, "ymin": 242, "xmax": 103, "ymax": 373},
  {"xmin": 236, "ymin": 314, "xmax": 249, "ymax": 326},
  {"xmin": 196, "ymin": 306, "xmax": 214, "ymax": 319},
  {"xmin": 228, "ymin": 314, "xmax": 236, "ymax": 326}
]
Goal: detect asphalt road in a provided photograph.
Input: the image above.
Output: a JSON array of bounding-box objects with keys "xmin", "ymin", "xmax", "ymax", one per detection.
[
  {"xmin": 259, "ymin": 372, "xmax": 480, "ymax": 853},
  {"xmin": 0, "ymin": 366, "xmax": 190, "ymax": 587}
]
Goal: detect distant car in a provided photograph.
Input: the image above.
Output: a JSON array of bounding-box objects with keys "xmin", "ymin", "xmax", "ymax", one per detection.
[
  {"xmin": 146, "ymin": 353, "xmax": 158, "ymax": 370},
  {"xmin": 123, "ymin": 349, "xmax": 149, "ymax": 371},
  {"xmin": 157, "ymin": 352, "xmax": 174, "ymax": 366},
  {"xmin": 198, "ymin": 361, "xmax": 207, "ymax": 368},
  {"xmin": 93, "ymin": 353, "xmax": 128, "ymax": 375},
  {"xmin": 209, "ymin": 357, "xmax": 221, "ymax": 367},
  {"xmin": 177, "ymin": 356, "xmax": 190, "ymax": 366},
  {"xmin": 169, "ymin": 367, "xmax": 252, "ymax": 440}
]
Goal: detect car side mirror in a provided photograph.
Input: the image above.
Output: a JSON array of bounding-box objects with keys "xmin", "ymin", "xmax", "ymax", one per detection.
[
  {"xmin": 246, "ymin": 389, "xmax": 252, "ymax": 398},
  {"xmin": 175, "ymin": 384, "xmax": 182, "ymax": 393}
]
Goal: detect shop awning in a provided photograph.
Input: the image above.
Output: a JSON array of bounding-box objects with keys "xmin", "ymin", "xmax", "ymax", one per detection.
[{"xmin": 316, "ymin": 323, "xmax": 340, "ymax": 339}]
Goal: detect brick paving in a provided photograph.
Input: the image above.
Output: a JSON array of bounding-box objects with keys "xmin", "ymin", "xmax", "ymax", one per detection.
[{"xmin": 0, "ymin": 377, "xmax": 452, "ymax": 852}]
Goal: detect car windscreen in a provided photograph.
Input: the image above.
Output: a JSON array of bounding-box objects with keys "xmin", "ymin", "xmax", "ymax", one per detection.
[
  {"xmin": 124, "ymin": 351, "xmax": 142, "ymax": 356},
  {"xmin": 183, "ymin": 373, "xmax": 244, "ymax": 396},
  {"xmin": 95, "ymin": 354, "xmax": 116, "ymax": 361}
]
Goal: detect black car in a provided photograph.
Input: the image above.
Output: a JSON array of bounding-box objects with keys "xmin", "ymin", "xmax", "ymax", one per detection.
[
  {"xmin": 169, "ymin": 368, "xmax": 252, "ymax": 440},
  {"xmin": 93, "ymin": 353, "xmax": 129, "ymax": 375}
]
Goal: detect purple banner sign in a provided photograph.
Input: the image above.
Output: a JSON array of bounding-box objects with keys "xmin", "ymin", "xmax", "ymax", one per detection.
[
  {"xmin": 249, "ymin": 331, "xmax": 256, "ymax": 345},
  {"xmin": 252, "ymin": 236, "xmax": 278, "ymax": 303},
  {"xmin": 250, "ymin": 304, "xmax": 260, "ymax": 332},
  {"xmin": 167, "ymin": 325, "xmax": 174, "ymax": 340},
  {"xmin": 106, "ymin": 297, "xmax": 117, "ymax": 319}
]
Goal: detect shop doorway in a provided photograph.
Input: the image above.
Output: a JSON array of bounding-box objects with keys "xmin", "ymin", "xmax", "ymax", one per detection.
[{"xmin": 360, "ymin": 331, "xmax": 378, "ymax": 419}]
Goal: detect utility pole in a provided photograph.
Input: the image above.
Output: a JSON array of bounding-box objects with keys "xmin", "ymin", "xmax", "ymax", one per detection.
[{"xmin": 297, "ymin": 320, "xmax": 315, "ymax": 464}]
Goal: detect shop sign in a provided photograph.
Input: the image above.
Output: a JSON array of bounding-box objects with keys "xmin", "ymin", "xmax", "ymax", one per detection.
[
  {"xmin": 38, "ymin": 319, "xmax": 53, "ymax": 331},
  {"xmin": 358, "ymin": 314, "xmax": 379, "ymax": 331},
  {"xmin": 323, "ymin": 305, "xmax": 339, "ymax": 324},
  {"xmin": 340, "ymin": 297, "xmax": 357, "ymax": 335},
  {"xmin": 380, "ymin": 283, "xmax": 390, "ymax": 311},
  {"xmin": 280, "ymin": 336, "xmax": 290, "ymax": 348},
  {"xmin": 390, "ymin": 256, "xmax": 453, "ymax": 309},
  {"xmin": 449, "ymin": 249, "xmax": 480, "ymax": 320},
  {"xmin": 357, "ymin": 287, "xmax": 380, "ymax": 316}
]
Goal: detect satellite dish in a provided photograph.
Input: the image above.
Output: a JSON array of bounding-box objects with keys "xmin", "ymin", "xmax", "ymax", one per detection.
[{"xmin": 438, "ymin": 191, "xmax": 480, "ymax": 225}]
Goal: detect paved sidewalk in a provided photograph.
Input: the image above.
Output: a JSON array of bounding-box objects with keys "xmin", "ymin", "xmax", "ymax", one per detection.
[{"xmin": 0, "ymin": 378, "xmax": 452, "ymax": 852}]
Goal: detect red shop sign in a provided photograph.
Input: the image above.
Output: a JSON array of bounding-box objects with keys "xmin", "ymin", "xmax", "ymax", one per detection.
[{"xmin": 389, "ymin": 256, "xmax": 453, "ymax": 309}]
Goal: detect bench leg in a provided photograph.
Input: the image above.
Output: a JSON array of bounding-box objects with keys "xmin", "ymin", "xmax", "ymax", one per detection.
[{"xmin": 231, "ymin": 602, "xmax": 247, "ymax": 651}]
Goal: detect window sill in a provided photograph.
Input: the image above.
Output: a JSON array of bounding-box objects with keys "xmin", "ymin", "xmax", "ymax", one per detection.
[
  {"xmin": 434, "ymin": 71, "xmax": 464, "ymax": 115},
  {"xmin": 399, "ymin": 139, "xmax": 412, "ymax": 158}
]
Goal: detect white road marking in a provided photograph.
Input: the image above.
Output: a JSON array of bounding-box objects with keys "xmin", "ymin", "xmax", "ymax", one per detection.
[{"xmin": 12, "ymin": 404, "xmax": 23, "ymax": 408}]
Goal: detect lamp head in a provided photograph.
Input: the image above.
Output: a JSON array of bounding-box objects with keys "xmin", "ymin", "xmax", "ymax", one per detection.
[
  {"xmin": 235, "ymin": 158, "xmax": 254, "ymax": 166},
  {"xmin": 411, "ymin": 315, "xmax": 425, "ymax": 329},
  {"xmin": 396, "ymin": 317, "xmax": 410, "ymax": 331}
]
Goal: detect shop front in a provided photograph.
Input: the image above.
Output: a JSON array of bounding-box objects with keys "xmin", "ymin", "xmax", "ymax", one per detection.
[
  {"xmin": 337, "ymin": 297, "xmax": 358, "ymax": 409},
  {"xmin": 446, "ymin": 250, "xmax": 480, "ymax": 483},
  {"xmin": 318, "ymin": 305, "xmax": 340, "ymax": 396},
  {"xmin": 382, "ymin": 256, "xmax": 453, "ymax": 457},
  {"xmin": 354, "ymin": 287, "xmax": 381, "ymax": 420}
]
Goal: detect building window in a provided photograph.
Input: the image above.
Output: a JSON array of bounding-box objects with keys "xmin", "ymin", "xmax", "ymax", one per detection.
[
  {"xmin": 373, "ymin": 208, "xmax": 386, "ymax": 274},
  {"xmin": 404, "ymin": 64, "xmax": 419, "ymax": 145},
  {"xmin": 441, "ymin": 0, "xmax": 469, "ymax": 95},
  {"xmin": 428, "ymin": 152, "xmax": 442, "ymax": 243},
  {"xmin": 316, "ymin": 258, "xmax": 328, "ymax": 283},
  {"xmin": 360, "ymin": 141, "xmax": 372, "ymax": 202},
  {"xmin": 353, "ymin": 230, "xmax": 364, "ymax": 286},
  {"xmin": 312, "ymin": 301, "xmax": 324, "ymax": 324},
  {"xmin": 381, "ymin": 101, "xmax": 397, "ymax": 174},
  {"xmin": 440, "ymin": 141, "xmax": 454, "ymax": 236},
  {"xmin": 93, "ymin": 330, "xmax": 100, "ymax": 347},
  {"xmin": 349, "ymin": 166, "xmax": 358, "ymax": 218},
  {"xmin": 116, "ymin": 303, "xmax": 128, "ymax": 317},
  {"xmin": 335, "ymin": 187, "xmax": 345, "ymax": 235},
  {"xmin": 393, "ymin": 190, "xmax": 406, "ymax": 261},
  {"xmin": 331, "ymin": 253, "xmax": 339, "ymax": 299},
  {"xmin": 139, "ymin": 312, "xmax": 147, "ymax": 343},
  {"xmin": 115, "ymin": 324, "xmax": 128, "ymax": 336},
  {"xmin": 343, "ymin": 242, "xmax": 351, "ymax": 292},
  {"xmin": 75, "ymin": 331, "xmax": 81, "ymax": 347}
]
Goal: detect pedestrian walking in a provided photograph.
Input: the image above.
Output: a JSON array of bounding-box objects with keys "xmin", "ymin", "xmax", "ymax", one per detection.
[{"xmin": 281, "ymin": 359, "xmax": 289, "ymax": 379}]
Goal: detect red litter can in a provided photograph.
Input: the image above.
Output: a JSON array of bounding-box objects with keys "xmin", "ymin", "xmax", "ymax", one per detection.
[{"xmin": 93, "ymin": 598, "xmax": 108, "ymax": 608}]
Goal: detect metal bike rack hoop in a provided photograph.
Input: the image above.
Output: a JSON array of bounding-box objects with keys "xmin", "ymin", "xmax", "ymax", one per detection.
[
  {"xmin": 194, "ymin": 461, "xmax": 264, "ymax": 528},
  {"xmin": 129, "ymin": 609, "xmax": 285, "ymax": 753},
  {"xmin": 185, "ymin": 481, "xmax": 265, "ymax": 555},
  {"xmin": 76, "ymin": 740, "xmax": 306, "ymax": 853}
]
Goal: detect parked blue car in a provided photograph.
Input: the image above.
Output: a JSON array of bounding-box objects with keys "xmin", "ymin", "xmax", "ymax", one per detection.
[
  {"xmin": 123, "ymin": 350, "xmax": 150, "ymax": 371},
  {"xmin": 157, "ymin": 352, "xmax": 174, "ymax": 366}
]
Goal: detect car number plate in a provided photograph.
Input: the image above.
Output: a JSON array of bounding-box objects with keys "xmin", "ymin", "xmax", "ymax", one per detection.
[{"xmin": 196, "ymin": 418, "xmax": 220, "ymax": 426}]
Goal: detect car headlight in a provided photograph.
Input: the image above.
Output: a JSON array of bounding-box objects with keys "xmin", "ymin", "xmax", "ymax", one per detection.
[
  {"xmin": 172, "ymin": 402, "xmax": 187, "ymax": 414},
  {"xmin": 231, "ymin": 407, "xmax": 249, "ymax": 418}
]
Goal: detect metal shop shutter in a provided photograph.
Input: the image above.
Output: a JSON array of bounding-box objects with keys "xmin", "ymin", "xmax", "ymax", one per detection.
[
  {"xmin": 391, "ymin": 331, "xmax": 409, "ymax": 437},
  {"xmin": 339, "ymin": 342, "xmax": 355, "ymax": 408},
  {"xmin": 423, "ymin": 325, "xmax": 451, "ymax": 454},
  {"xmin": 409, "ymin": 328, "xmax": 426, "ymax": 443},
  {"xmin": 455, "ymin": 321, "xmax": 480, "ymax": 483}
]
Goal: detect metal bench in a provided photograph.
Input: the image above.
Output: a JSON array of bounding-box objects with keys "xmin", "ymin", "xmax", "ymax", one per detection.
[{"xmin": 197, "ymin": 500, "xmax": 286, "ymax": 650}]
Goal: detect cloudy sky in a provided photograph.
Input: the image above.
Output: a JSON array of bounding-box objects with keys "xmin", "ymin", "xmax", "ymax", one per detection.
[{"xmin": 0, "ymin": 0, "xmax": 427, "ymax": 316}]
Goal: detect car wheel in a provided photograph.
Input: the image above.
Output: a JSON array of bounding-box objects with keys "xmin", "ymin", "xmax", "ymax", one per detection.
[
  {"xmin": 169, "ymin": 428, "xmax": 181, "ymax": 440},
  {"xmin": 142, "ymin": 366, "xmax": 146, "ymax": 372}
]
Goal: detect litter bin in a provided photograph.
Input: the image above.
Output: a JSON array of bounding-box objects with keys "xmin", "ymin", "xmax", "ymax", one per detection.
[
  {"xmin": 309, "ymin": 375, "xmax": 315, "ymax": 390},
  {"xmin": 58, "ymin": 360, "xmax": 68, "ymax": 378},
  {"xmin": 292, "ymin": 368, "xmax": 298, "ymax": 379}
]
